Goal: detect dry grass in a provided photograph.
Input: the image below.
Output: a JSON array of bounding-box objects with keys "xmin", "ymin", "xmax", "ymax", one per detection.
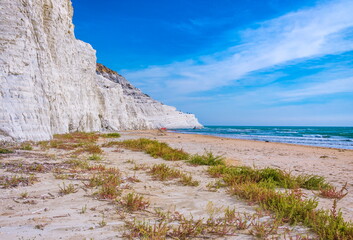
[
  {"xmin": 58, "ymin": 182, "xmax": 78, "ymax": 195},
  {"xmin": 148, "ymin": 163, "xmax": 199, "ymax": 186},
  {"xmin": 319, "ymin": 182, "xmax": 348, "ymax": 199},
  {"xmin": 119, "ymin": 193, "xmax": 150, "ymax": 212},
  {"xmin": 0, "ymin": 175, "xmax": 37, "ymax": 188},
  {"xmin": 40, "ymin": 132, "xmax": 102, "ymax": 155},
  {"xmin": 108, "ymin": 138, "xmax": 189, "ymax": 161}
]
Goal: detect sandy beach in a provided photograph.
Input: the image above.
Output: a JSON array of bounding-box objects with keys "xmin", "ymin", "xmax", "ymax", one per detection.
[
  {"xmin": 133, "ymin": 130, "xmax": 353, "ymax": 220},
  {"xmin": 0, "ymin": 130, "xmax": 352, "ymax": 239}
]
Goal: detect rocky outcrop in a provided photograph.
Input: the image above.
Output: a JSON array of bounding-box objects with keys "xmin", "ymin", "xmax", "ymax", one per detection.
[
  {"xmin": 0, "ymin": 0, "xmax": 202, "ymax": 141},
  {"xmin": 96, "ymin": 64, "xmax": 202, "ymax": 130}
]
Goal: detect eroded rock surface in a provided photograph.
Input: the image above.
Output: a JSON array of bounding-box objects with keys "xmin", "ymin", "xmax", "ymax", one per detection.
[{"xmin": 0, "ymin": 0, "xmax": 201, "ymax": 141}]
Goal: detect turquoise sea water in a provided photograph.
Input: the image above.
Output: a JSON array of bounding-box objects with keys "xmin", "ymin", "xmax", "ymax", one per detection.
[{"xmin": 173, "ymin": 126, "xmax": 353, "ymax": 150}]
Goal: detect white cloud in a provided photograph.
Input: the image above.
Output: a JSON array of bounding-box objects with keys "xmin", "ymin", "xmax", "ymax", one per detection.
[
  {"xmin": 123, "ymin": 0, "xmax": 353, "ymax": 99},
  {"xmin": 279, "ymin": 77, "xmax": 353, "ymax": 101}
]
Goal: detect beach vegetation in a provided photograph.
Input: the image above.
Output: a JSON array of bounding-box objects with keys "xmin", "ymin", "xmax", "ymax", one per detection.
[
  {"xmin": 149, "ymin": 163, "xmax": 182, "ymax": 180},
  {"xmin": 20, "ymin": 191, "xmax": 29, "ymax": 198},
  {"xmin": 98, "ymin": 214, "xmax": 107, "ymax": 227},
  {"xmin": 42, "ymin": 132, "xmax": 102, "ymax": 154},
  {"xmin": 64, "ymin": 159, "xmax": 90, "ymax": 170},
  {"xmin": 85, "ymin": 167, "xmax": 121, "ymax": 200},
  {"xmin": 101, "ymin": 132, "xmax": 121, "ymax": 138},
  {"xmin": 187, "ymin": 151, "xmax": 225, "ymax": 166},
  {"xmin": 80, "ymin": 204, "xmax": 87, "ymax": 214},
  {"xmin": 0, "ymin": 148, "xmax": 13, "ymax": 154},
  {"xmin": 125, "ymin": 220, "xmax": 169, "ymax": 239},
  {"xmin": 119, "ymin": 192, "xmax": 150, "ymax": 212},
  {"xmin": 207, "ymin": 164, "xmax": 353, "ymax": 239},
  {"xmin": 179, "ymin": 174, "xmax": 199, "ymax": 186},
  {"xmin": 110, "ymin": 138, "xmax": 189, "ymax": 160},
  {"xmin": 296, "ymin": 174, "xmax": 331, "ymax": 190},
  {"xmin": 319, "ymin": 182, "xmax": 348, "ymax": 199},
  {"xmin": 0, "ymin": 175, "xmax": 37, "ymax": 188},
  {"xmin": 20, "ymin": 143, "xmax": 33, "ymax": 150},
  {"xmin": 97, "ymin": 182, "xmax": 121, "ymax": 199},
  {"xmin": 54, "ymin": 173, "xmax": 69, "ymax": 179},
  {"xmin": 88, "ymin": 154, "xmax": 102, "ymax": 161},
  {"xmin": 58, "ymin": 182, "xmax": 78, "ymax": 195},
  {"xmin": 131, "ymin": 163, "xmax": 148, "ymax": 171},
  {"xmin": 229, "ymin": 182, "xmax": 353, "ymax": 239},
  {"xmin": 207, "ymin": 165, "xmax": 331, "ymax": 190},
  {"xmin": 206, "ymin": 180, "xmax": 226, "ymax": 191},
  {"xmin": 74, "ymin": 144, "xmax": 102, "ymax": 155},
  {"xmin": 124, "ymin": 208, "xmax": 282, "ymax": 239},
  {"xmin": 149, "ymin": 163, "xmax": 199, "ymax": 186}
]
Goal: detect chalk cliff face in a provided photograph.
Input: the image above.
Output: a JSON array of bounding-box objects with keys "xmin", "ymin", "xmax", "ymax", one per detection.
[
  {"xmin": 96, "ymin": 64, "xmax": 202, "ymax": 130},
  {"xmin": 0, "ymin": 0, "xmax": 202, "ymax": 141}
]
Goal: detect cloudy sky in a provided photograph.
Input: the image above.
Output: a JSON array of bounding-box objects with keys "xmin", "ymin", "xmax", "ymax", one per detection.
[{"xmin": 72, "ymin": 0, "xmax": 353, "ymax": 126}]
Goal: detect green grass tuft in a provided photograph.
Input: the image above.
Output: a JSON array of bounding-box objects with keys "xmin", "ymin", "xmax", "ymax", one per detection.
[
  {"xmin": 112, "ymin": 138, "xmax": 189, "ymax": 161},
  {"xmin": 101, "ymin": 132, "xmax": 121, "ymax": 138},
  {"xmin": 0, "ymin": 148, "xmax": 13, "ymax": 154},
  {"xmin": 188, "ymin": 152, "xmax": 225, "ymax": 166},
  {"xmin": 207, "ymin": 165, "xmax": 331, "ymax": 190}
]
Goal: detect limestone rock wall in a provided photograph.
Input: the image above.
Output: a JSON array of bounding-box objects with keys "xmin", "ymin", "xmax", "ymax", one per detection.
[
  {"xmin": 0, "ymin": 0, "xmax": 201, "ymax": 141},
  {"xmin": 96, "ymin": 64, "xmax": 202, "ymax": 130}
]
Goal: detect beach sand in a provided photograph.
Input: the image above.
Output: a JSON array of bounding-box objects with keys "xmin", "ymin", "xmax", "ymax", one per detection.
[
  {"xmin": 0, "ymin": 130, "xmax": 352, "ymax": 239},
  {"xmin": 123, "ymin": 130, "xmax": 353, "ymax": 221}
]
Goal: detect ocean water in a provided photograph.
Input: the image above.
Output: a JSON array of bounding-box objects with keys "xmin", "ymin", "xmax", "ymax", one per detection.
[{"xmin": 173, "ymin": 126, "xmax": 353, "ymax": 150}]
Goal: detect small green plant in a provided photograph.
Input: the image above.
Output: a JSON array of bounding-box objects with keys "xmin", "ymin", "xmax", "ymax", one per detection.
[
  {"xmin": 88, "ymin": 154, "xmax": 102, "ymax": 161},
  {"xmin": 0, "ymin": 148, "xmax": 13, "ymax": 154},
  {"xmin": 80, "ymin": 204, "xmax": 87, "ymax": 214},
  {"xmin": 131, "ymin": 163, "xmax": 148, "ymax": 171},
  {"xmin": 206, "ymin": 180, "xmax": 226, "ymax": 191},
  {"xmin": 21, "ymin": 144, "xmax": 33, "ymax": 151},
  {"xmin": 125, "ymin": 220, "xmax": 170, "ymax": 239},
  {"xmin": 296, "ymin": 174, "xmax": 331, "ymax": 190},
  {"xmin": 149, "ymin": 163, "xmax": 182, "ymax": 181},
  {"xmin": 58, "ymin": 183, "xmax": 78, "ymax": 195},
  {"xmin": 120, "ymin": 193, "xmax": 150, "ymax": 212},
  {"xmin": 20, "ymin": 192, "xmax": 28, "ymax": 198},
  {"xmin": 98, "ymin": 213, "xmax": 107, "ymax": 227},
  {"xmin": 54, "ymin": 173, "xmax": 69, "ymax": 180},
  {"xmin": 28, "ymin": 163, "xmax": 45, "ymax": 172},
  {"xmin": 124, "ymin": 159, "xmax": 136, "ymax": 164},
  {"xmin": 179, "ymin": 174, "xmax": 199, "ymax": 186},
  {"xmin": 188, "ymin": 152, "xmax": 225, "ymax": 166},
  {"xmin": 74, "ymin": 144, "xmax": 102, "ymax": 155},
  {"xmin": 101, "ymin": 132, "xmax": 121, "ymax": 138},
  {"xmin": 96, "ymin": 182, "xmax": 121, "ymax": 199}
]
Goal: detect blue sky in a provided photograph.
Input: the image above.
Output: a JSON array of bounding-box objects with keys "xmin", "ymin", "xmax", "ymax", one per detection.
[{"xmin": 72, "ymin": 0, "xmax": 353, "ymax": 126}]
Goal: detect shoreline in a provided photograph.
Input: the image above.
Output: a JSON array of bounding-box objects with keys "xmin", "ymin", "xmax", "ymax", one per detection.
[
  {"xmin": 122, "ymin": 130, "xmax": 353, "ymax": 221},
  {"xmin": 169, "ymin": 130, "xmax": 353, "ymax": 152},
  {"xmin": 0, "ymin": 130, "xmax": 352, "ymax": 239}
]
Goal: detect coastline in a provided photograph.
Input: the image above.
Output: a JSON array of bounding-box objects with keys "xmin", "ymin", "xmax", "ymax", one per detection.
[
  {"xmin": 1, "ymin": 130, "xmax": 352, "ymax": 239},
  {"xmin": 122, "ymin": 130, "xmax": 353, "ymax": 221}
]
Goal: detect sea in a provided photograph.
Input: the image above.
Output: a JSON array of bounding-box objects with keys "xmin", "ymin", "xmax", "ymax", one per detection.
[{"xmin": 173, "ymin": 126, "xmax": 353, "ymax": 150}]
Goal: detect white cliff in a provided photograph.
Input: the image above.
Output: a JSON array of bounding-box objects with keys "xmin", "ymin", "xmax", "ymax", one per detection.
[
  {"xmin": 96, "ymin": 64, "xmax": 202, "ymax": 130},
  {"xmin": 0, "ymin": 0, "xmax": 202, "ymax": 141}
]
